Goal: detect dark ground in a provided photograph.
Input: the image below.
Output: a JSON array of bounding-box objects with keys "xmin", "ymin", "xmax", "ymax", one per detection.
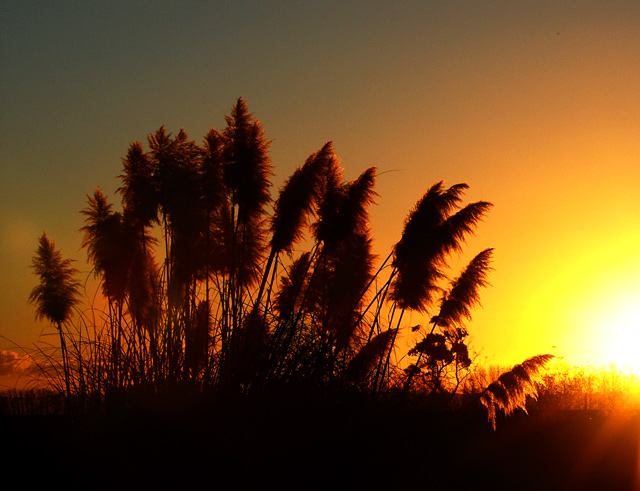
[{"xmin": 4, "ymin": 403, "xmax": 640, "ymax": 490}]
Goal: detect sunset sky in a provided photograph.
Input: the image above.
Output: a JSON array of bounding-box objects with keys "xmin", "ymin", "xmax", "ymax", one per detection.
[{"xmin": 1, "ymin": 1, "xmax": 639, "ymax": 384}]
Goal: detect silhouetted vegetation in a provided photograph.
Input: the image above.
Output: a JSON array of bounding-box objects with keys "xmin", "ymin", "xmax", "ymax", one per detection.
[
  {"xmin": 21, "ymin": 98, "xmax": 553, "ymax": 429},
  {"xmin": 533, "ymin": 361, "xmax": 640, "ymax": 413}
]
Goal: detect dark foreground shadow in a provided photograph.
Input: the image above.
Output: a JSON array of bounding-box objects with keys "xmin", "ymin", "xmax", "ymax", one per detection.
[{"xmin": 4, "ymin": 405, "xmax": 639, "ymax": 490}]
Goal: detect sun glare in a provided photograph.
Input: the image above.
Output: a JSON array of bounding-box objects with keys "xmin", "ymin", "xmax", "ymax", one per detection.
[
  {"xmin": 560, "ymin": 244, "xmax": 640, "ymax": 372},
  {"xmin": 602, "ymin": 301, "xmax": 640, "ymax": 372}
]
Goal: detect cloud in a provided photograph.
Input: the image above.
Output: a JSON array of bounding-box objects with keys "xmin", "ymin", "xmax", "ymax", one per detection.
[{"xmin": 0, "ymin": 350, "xmax": 29, "ymax": 377}]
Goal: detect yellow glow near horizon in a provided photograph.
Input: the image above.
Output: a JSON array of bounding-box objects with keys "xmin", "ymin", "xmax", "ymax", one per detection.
[
  {"xmin": 564, "ymin": 259, "xmax": 640, "ymax": 370},
  {"xmin": 510, "ymin": 224, "xmax": 640, "ymax": 370},
  {"xmin": 600, "ymin": 298, "xmax": 640, "ymax": 372}
]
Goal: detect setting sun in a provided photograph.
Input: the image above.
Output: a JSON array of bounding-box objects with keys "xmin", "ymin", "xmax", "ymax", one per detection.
[{"xmin": 603, "ymin": 300, "xmax": 640, "ymax": 372}]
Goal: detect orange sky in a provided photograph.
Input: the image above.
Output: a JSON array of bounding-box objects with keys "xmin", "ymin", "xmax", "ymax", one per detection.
[{"xmin": 1, "ymin": 2, "xmax": 639, "ymax": 385}]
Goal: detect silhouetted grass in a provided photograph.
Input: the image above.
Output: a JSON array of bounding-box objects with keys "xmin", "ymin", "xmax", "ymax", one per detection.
[
  {"xmin": 22, "ymin": 99, "xmax": 554, "ymax": 438},
  {"xmin": 0, "ymin": 388, "xmax": 64, "ymax": 415}
]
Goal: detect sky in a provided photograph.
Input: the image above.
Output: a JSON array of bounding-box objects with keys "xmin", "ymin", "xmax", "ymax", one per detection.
[{"xmin": 1, "ymin": 1, "xmax": 639, "ymax": 386}]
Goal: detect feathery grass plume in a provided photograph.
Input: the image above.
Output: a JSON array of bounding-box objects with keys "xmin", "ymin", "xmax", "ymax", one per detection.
[
  {"xmin": 312, "ymin": 167, "xmax": 377, "ymax": 248},
  {"xmin": 156, "ymin": 129, "xmax": 207, "ymax": 300},
  {"xmin": 146, "ymin": 125, "xmax": 175, "ymax": 280},
  {"xmin": 269, "ymin": 147, "xmax": 328, "ymax": 254},
  {"xmin": 147, "ymin": 125, "xmax": 179, "ymax": 221},
  {"xmin": 117, "ymin": 141, "xmax": 158, "ymax": 229},
  {"xmin": 118, "ymin": 142, "xmax": 160, "ymax": 328},
  {"xmin": 253, "ymin": 145, "xmax": 331, "ymax": 310},
  {"xmin": 125, "ymin": 219, "xmax": 159, "ymax": 329},
  {"xmin": 390, "ymin": 182, "xmax": 457, "ymax": 311},
  {"xmin": 155, "ymin": 128, "xmax": 210, "ymax": 368},
  {"xmin": 200, "ymin": 128, "xmax": 225, "ymax": 211},
  {"xmin": 263, "ymin": 142, "xmax": 338, "ymax": 315},
  {"xmin": 222, "ymin": 97, "xmax": 272, "ymax": 217},
  {"xmin": 480, "ymin": 354, "xmax": 555, "ymax": 429},
  {"xmin": 438, "ymin": 201, "xmax": 494, "ymax": 256},
  {"xmin": 217, "ymin": 205, "xmax": 267, "ymax": 289},
  {"xmin": 29, "ymin": 234, "xmax": 81, "ymax": 327},
  {"xmin": 396, "ymin": 182, "xmax": 466, "ymax": 254},
  {"xmin": 81, "ymin": 189, "xmax": 142, "ymax": 389},
  {"xmin": 342, "ymin": 167, "xmax": 377, "ymax": 235},
  {"xmin": 149, "ymin": 128, "xmax": 204, "ymax": 223},
  {"xmin": 391, "ymin": 182, "xmax": 492, "ymax": 311},
  {"xmin": 218, "ymin": 98, "xmax": 272, "ymax": 303},
  {"xmin": 435, "ymin": 248, "xmax": 494, "ymax": 328},
  {"xmin": 311, "ymin": 141, "xmax": 341, "ymax": 198},
  {"xmin": 208, "ymin": 199, "xmax": 235, "ymax": 277},
  {"xmin": 148, "ymin": 126, "xmax": 179, "ymax": 217},
  {"xmin": 147, "ymin": 125, "xmax": 173, "ymax": 154},
  {"xmin": 208, "ymin": 201, "xmax": 267, "ymax": 289},
  {"xmin": 80, "ymin": 189, "xmax": 132, "ymax": 303},
  {"xmin": 345, "ymin": 328, "xmax": 397, "ymax": 384},
  {"xmin": 29, "ymin": 234, "xmax": 81, "ymax": 399},
  {"xmin": 304, "ymin": 167, "xmax": 377, "ymax": 348},
  {"xmin": 310, "ymin": 150, "xmax": 343, "ymax": 244},
  {"xmin": 200, "ymin": 128, "xmax": 226, "ymax": 287}
]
